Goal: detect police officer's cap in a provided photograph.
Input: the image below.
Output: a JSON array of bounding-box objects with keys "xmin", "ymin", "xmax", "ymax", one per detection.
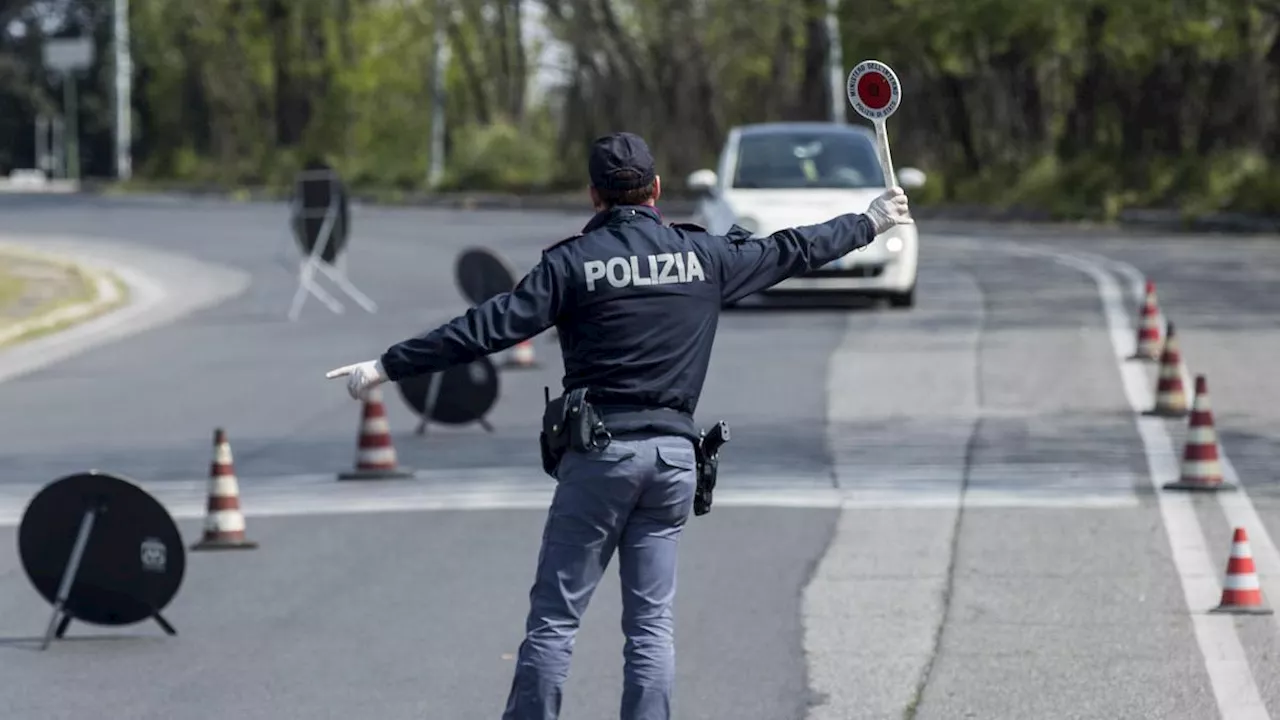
[{"xmin": 588, "ymin": 132, "xmax": 656, "ymax": 192}]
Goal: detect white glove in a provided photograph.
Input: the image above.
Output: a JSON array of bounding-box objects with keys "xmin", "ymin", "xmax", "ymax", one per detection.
[
  {"xmin": 325, "ymin": 359, "xmax": 388, "ymax": 400},
  {"xmin": 864, "ymin": 186, "xmax": 914, "ymax": 234}
]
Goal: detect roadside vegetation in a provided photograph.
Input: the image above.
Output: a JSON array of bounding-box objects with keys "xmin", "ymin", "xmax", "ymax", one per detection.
[
  {"xmin": 1, "ymin": 0, "xmax": 1278, "ymax": 222},
  {"xmin": 0, "ymin": 251, "xmax": 126, "ymax": 348},
  {"xmin": 0, "ymin": 262, "xmax": 26, "ymax": 312}
]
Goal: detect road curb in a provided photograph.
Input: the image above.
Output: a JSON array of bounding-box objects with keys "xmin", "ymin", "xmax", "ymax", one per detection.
[
  {"xmin": 76, "ymin": 180, "xmax": 1280, "ymax": 235},
  {"xmin": 0, "ymin": 235, "xmax": 252, "ymax": 388},
  {"xmin": 0, "ymin": 244, "xmax": 129, "ymax": 348}
]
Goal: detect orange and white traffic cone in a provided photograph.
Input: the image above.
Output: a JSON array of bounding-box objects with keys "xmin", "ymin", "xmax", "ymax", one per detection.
[
  {"xmin": 1210, "ymin": 528, "xmax": 1273, "ymax": 615},
  {"xmin": 191, "ymin": 428, "xmax": 258, "ymax": 551},
  {"xmin": 338, "ymin": 386, "xmax": 415, "ymax": 480},
  {"xmin": 504, "ymin": 339, "xmax": 538, "ymax": 369},
  {"xmin": 1164, "ymin": 375, "xmax": 1236, "ymax": 492},
  {"xmin": 1128, "ymin": 280, "xmax": 1163, "ymax": 361},
  {"xmin": 1145, "ymin": 321, "xmax": 1188, "ymax": 417}
]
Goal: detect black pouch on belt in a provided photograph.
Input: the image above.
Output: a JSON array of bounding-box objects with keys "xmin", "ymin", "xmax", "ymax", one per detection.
[
  {"xmin": 539, "ymin": 387, "xmax": 612, "ymax": 478},
  {"xmin": 564, "ymin": 387, "xmax": 611, "ymax": 453},
  {"xmin": 540, "ymin": 387, "xmax": 569, "ymax": 477}
]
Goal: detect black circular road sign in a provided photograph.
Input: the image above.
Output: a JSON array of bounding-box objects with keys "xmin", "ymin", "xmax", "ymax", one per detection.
[
  {"xmin": 290, "ymin": 161, "xmax": 351, "ymax": 265},
  {"xmin": 19, "ymin": 471, "xmax": 186, "ymax": 629},
  {"xmin": 455, "ymin": 247, "xmax": 517, "ymax": 306},
  {"xmin": 397, "ymin": 356, "xmax": 500, "ymax": 432}
]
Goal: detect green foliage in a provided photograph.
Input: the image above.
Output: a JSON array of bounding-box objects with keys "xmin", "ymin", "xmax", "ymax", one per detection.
[
  {"xmin": 840, "ymin": 0, "xmax": 1280, "ymax": 218},
  {"xmin": 440, "ymin": 119, "xmax": 557, "ymax": 192},
  {"xmin": 2, "ymin": 0, "xmax": 1277, "ymax": 221},
  {"xmin": 925, "ymin": 151, "xmax": 1280, "ymax": 221}
]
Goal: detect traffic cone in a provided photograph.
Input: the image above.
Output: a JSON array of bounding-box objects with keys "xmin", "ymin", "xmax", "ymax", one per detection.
[
  {"xmin": 338, "ymin": 386, "xmax": 415, "ymax": 480},
  {"xmin": 1128, "ymin": 280, "xmax": 1163, "ymax": 361},
  {"xmin": 1164, "ymin": 375, "xmax": 1236, "ymax": 492},
  {"xmin": 504, "ymin": 339, "xmax": 538, "ymax": 369},
  {"xmin": 192, "ymin": 428, "xmax": 258, "ymax": 551},
  {"xmin": 1144, "ymin": 321, "xmax": 1188, "ymax": 417},
  {"xmin": 1210, "ymin": 528, "xmax": 1273, "ymax": 615}
]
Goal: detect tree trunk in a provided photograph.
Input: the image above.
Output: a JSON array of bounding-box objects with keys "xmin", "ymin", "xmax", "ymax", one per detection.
[
  {"xmin": 796, "ymin": 0, "xmax": 828, "ymax": 121},
  {"xmin": 268, "ymin": 0, "xmax": 296, "ymax": 147},
  {"xmin": 1061, "ymin": 5, "xmax": 1108, "ymax": 159}
]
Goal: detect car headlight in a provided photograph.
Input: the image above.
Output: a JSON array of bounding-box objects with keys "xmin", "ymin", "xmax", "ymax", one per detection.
[{"xmin": 885, "ymin": 236, "xmax": 904, "ymax": 252}]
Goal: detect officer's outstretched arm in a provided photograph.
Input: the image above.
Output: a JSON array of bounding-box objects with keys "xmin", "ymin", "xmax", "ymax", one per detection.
[
  {"xmin": 716, "ymin": 213, "xmax": 877, "ymax": 304},
  {"xmin": 714, "ymin": 187, "xmax": 911, "ymax": 304},
  {"xmin": 377, "ymin": 255, "xmax": 565, "ymax": 381}
]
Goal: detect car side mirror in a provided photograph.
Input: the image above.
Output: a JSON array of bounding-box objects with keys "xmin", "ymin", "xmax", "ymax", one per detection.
[
  {"xmin": 898, "ymin": 167, "xmax": 927, "ymax": 189},
  {"xmin": 686, "ymin": 169, "xmax": 718, "ymax": 196}
]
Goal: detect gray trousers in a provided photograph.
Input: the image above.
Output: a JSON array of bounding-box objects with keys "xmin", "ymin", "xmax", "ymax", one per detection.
[{"xmin": 502, "ymin": 434, "xmax": 698, "ymax": 720}]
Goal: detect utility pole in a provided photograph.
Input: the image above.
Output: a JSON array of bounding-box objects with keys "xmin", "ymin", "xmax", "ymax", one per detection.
[
  {"xmin": 63, "ymin": 72, "xmax": 80, "ymax": 181},
  {"xmin": 52, "ymin": 117, "xmax": 64, "ymax": 177},
  {"xmin": 35, "ymin": 116, "xmax": 49, "ymax": 175},
  {"xmin": 826, "ymin": 0, "xmax": 845, "ymax": 124},
  {"xmin": 114, "ymin": 0, "xmax": 133, "ymax": 180},
  {"xmin": 427, "ymin": 0, "xmax": 449, "ymax": 189},
  {"xmin": 43, "ymin": 37, "xmax": 92, "ymax": 182}
]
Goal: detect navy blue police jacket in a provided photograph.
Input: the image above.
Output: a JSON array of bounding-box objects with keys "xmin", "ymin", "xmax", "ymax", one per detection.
[{"xmin": 379, "ymin": 204, "xmax": 877, "ymax": 440}]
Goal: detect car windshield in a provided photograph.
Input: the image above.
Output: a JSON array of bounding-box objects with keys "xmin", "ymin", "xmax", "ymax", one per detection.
[{"xmin": 731, "ymin": 131, "xmax": 885, "ymax": 189}]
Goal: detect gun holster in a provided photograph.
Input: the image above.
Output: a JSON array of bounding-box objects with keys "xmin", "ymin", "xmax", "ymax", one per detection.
[
  {"xmin": 540, "ymin": 387, "xmax": 612, "ymax": 477},
  {"xmin": 693, "ymin": 445, "xmax": 718, "ymax": 516},
  {"xmin": 694, "ymin": 421, "xmax": 730, "ymax": 516}
]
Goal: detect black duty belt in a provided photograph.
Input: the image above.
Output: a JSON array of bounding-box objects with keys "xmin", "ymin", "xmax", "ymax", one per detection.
[
  {"xmin": 536, "ymin": 388, "xmax": 730, "ymax": 516},
  {"xmin": 594, "ymin": 405, "xmax": 698, "ymax": 443}
]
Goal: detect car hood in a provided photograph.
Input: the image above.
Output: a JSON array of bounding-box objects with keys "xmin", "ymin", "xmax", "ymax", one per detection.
[{"xmin": 719, "ymin": 187, "xmax": 904, "ymax": 261}]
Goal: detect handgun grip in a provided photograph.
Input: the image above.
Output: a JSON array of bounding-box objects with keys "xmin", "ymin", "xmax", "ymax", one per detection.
[{"xmin": 702, "ymin": 421, "xmax": 730, "ymax": 457}]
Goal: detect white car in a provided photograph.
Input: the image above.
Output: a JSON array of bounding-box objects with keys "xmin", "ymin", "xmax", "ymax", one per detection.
[{"xmin": 686, "ymin": 122, "xmax": 926, "ymax": 308}]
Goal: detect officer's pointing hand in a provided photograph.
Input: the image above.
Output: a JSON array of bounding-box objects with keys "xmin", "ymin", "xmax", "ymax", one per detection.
[
  {"xmin": 865, "ymin": 186, "xmax": 913, "ymax": 234},
  {"xmin": 325, "ymin": 358, "xmax": 389, "ymax": 400}
]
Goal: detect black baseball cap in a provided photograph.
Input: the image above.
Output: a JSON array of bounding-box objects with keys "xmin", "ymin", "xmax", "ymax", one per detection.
[{"xmin": 588, "ymin": 132, "xmax": 656, "ymax": 191}]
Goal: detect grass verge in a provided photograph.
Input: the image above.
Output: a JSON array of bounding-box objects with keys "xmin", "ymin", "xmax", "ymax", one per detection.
[
  {"xmin": 0, "ymin": 253, "xmax": 131, "ymax": 350},
  {"xmin": 0, "ymin": 268, "xmax": 27, "ymax": 311}
]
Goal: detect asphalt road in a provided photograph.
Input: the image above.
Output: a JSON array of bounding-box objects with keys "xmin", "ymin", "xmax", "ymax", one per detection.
[{"xmin": 0, "ymin": 194, "xmax": 1277, "ymax": 719}]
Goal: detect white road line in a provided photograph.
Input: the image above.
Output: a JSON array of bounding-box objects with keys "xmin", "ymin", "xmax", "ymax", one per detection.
[
  {"xmin": 1109, "ymin": 259, "xmax": 1196, "ymax": 393},
  {"xmin": 0, "ymin": 474, "xmax": 1139, "ymax": 529},
  {"xmin": 1009, "ymin": 243, "xmax": 1270, "ymax": 720},
  {"xmin": 1101, "ymin": 253, "xmax": 1280, "ymax": 637}
]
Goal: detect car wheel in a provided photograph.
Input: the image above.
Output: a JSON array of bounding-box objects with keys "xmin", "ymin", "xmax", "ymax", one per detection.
[{"xmin": 887, "ymin": 287, "xmax": 915, "ymax": 309}]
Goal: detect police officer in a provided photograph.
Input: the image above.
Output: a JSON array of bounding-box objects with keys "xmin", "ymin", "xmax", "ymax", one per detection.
[{"xmin": 325, "ymin": 131, "xmax": 913, "ymax": 719}]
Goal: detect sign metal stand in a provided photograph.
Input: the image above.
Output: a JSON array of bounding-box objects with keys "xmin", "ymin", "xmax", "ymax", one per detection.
[
  {"xmin": 19, "ymin": 471, "xmax": 186, "ymax": 650},
  {"xmin": 287, "ymin": 167, "xmax": 378, "ymax": 321}
]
